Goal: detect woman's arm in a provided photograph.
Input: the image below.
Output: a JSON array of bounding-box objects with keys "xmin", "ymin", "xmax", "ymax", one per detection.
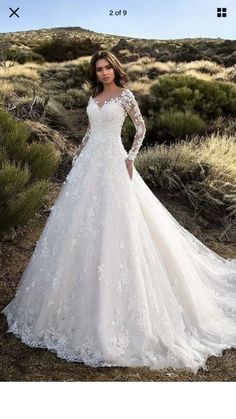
[{"xmin": 124, "ymin": 90, "xmax": 146, "ymax": 162}]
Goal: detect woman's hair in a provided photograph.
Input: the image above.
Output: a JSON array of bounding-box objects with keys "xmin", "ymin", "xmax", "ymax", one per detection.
[{"xmin": 88, "ymin": 50, "xmax": 129, "ymax": 97}]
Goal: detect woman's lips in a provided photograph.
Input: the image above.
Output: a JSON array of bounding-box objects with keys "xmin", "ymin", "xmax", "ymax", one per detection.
[{"xmin": 103, "ymin": 77, "xmax": 109, "ymax": 80}]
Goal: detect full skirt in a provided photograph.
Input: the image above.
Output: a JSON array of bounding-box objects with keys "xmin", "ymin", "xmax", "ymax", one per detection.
[{"xmin": 1, "ymin": 136, "xmax": 236, "ymax": 374}]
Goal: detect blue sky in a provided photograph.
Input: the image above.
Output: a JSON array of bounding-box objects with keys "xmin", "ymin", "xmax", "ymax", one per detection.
[{"xmin": 0, "ymin": 0, "xmax": 235, "ymax": 39}]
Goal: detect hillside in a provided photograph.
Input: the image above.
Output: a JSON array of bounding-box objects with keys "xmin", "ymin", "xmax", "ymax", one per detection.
[{"xmin": 0, "ymin": 26, "xmax": 235, "ymax": 66}]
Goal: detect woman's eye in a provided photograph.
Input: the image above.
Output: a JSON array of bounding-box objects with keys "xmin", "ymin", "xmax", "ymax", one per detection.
[{"xmin": 97, "ymin": 66, "xmax": 111, "ymax": 71}]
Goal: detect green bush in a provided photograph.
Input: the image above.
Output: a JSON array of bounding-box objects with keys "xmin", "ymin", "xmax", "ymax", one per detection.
[
  {"xmin": 40, "ymin": 62, "xmax": 89, "ymax": 90},
  {"xmin": 220, "ymin": 40, "xmax": 236, "ymax": 54},
  {"xmin": 42, "ymin": 80, "xmax": 66, "ymax": 94},
  {"xmin": 0, "ymin": 109, "xmax": 30, "ymax": 159},
  {"xmin": 0, "ymin": 107, "xmax": 59, "ymax": 233},
  {"xmin": 127, "ymin": 66, "xmax": 147, "ymax": 81},
  {"xmin": 0, "ymin": 176, "xmax": 50, "ymax": 232},
  {"xmin": 0, "ymin": 162, "xmax": 30, "ymax": 202},
  {"xmin": 55, "ymin": 89, "xmax": 88, "ymax": 109},
  {"xmin": 65, "ymin": 62, "xmax": 90, "ymax": 88},
  {"xmin": 14, "ymin": 79, "xmax": 40, "ymax": 97},
  {"xmin": 54, "ymin": 69, "xmax": 71, "ymax": 82},
  {"xmin": 17, "ymin": 51, "xmax": 45, "ymax": 64},
  {"xmin": 25, "ymin": 142, "xmax": 60, "ymax": 181},
  {"xmin": 150, "ymin": 74, "xmax": 236, "ymax": 119},
  {"xmin": 0, "ymin": 46, "xmax": 44, "ymax": 65},
  {"xmin": 33, "ymin": 35, "xmax": 101, "ymax": 62},
  {"xmin": 174, "ymin": 45, "xmax": 203, "ymax": 63},
  {"xmin": 149, "ymin": 110, "xmax": 206, "ymax": 140},
  {"xmin": 44, "ymin": 99, "xmax": 71, "ymax": 130}
]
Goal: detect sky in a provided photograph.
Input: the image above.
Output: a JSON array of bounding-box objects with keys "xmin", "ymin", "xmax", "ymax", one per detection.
[{"xmin": 0, "ymin": 0, "xmax": 235, "ymax": 39}]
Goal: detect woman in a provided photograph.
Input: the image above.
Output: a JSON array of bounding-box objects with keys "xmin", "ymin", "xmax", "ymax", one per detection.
[{"xmin": 1, "ymin": 50, "xmax": 236, "ymax": 374}]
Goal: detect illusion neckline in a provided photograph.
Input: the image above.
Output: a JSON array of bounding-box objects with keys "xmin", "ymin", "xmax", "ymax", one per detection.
[{"xmin": 91, "ymin": 88, "xmax": 128, "ymax": 110}]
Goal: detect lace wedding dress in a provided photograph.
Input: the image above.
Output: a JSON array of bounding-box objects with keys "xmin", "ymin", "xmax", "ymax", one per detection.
[{"xmin": 2, "ymin": 88, "xmax": 236, "ymax": 374}]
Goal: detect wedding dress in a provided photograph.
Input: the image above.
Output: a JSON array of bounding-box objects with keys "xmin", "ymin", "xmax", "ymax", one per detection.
[{"xmin": 1, "ymin": 88, "xmax": 236, "ymax": 374}]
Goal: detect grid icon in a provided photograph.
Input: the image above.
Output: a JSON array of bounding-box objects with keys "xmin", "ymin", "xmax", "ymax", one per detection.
[{"xmin": 217, "ymin": 7, "xmax": 227, "ymax": 17}]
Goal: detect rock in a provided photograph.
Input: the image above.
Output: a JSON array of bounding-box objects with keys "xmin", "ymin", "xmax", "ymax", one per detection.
[{"xmin": 24, "ymin": 120, "xmax": 75, "ymax": 157}]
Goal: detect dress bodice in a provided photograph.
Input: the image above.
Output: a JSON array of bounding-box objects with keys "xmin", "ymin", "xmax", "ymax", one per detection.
[{"xmin": 80, "ymin": 88, "xmax": 146, "ymax": 161}]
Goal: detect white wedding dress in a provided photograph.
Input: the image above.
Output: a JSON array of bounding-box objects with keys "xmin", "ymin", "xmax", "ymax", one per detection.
[{"xmin": 2, "ymin": 88, "xmax": 236, "ymax": 374}]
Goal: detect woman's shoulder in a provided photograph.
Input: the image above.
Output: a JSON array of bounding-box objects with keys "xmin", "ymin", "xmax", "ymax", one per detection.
[
  {"xmin": 121, "ymin": 87, "xmax": 136, "ymax": 104},
  {"xmin": 121, "ymin": 87, "xmax": 135, "ymax": 99},
  {"xmin": 122, "ymin": 87, "xmax": 131, "ymax": 93},
  {"xmin": 115, "ymin": 87, "xmax": 132, "ymax": 96}
]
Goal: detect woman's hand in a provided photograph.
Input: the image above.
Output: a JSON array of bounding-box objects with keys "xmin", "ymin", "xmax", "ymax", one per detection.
[{"xmin": 125, "ymin": 158, "xmax": 133, "ymax": 180}]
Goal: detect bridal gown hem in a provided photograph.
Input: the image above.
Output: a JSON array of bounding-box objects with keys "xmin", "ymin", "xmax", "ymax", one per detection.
[{"xmin": 1, "ymin": 88, "xmax": 236, "ymax": 375}]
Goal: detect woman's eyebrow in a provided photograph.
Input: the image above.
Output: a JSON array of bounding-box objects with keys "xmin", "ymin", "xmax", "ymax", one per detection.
[{"xmin": 96, "ymin": 64, "xmax": 111, "ymax": 70}]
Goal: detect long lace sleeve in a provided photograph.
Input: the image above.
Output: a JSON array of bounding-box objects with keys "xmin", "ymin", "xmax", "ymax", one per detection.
[
  {"xmin": 123, "ymin": 89, "xmax": 146, "ymax": 162},
  {"xmin": 72, "ymin": 121, "xmax": 91, "ymax": 165}
]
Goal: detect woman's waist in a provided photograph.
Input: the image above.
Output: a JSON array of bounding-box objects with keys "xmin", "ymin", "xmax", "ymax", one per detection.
[
  {"xmin": 89, "ymin": 128, "xmax": 122, "ymax": 138},
  {"xmin": 84, "ymin": 134, "xmax": 126, "ymax": 157},
  {"xmin": 89, "ymin": 132, "xmax": 123, "ymax": 144}
]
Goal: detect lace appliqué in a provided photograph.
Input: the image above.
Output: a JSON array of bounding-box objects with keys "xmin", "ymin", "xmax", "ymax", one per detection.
[
  {"xmin": 72, "ymin": 88, "xmax": 146, "ymax": 164},
  {"xmin": 121, "ymin": 89, "xmax": 146, "ymax": 162}
]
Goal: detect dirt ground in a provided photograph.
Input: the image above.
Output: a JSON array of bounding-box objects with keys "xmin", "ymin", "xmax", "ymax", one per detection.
[{"xmin": 0, "ymin": 182, "xmax": 236, "ymax": 382}]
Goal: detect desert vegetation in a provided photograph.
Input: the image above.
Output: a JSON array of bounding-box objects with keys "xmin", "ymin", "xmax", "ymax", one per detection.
[
  {"xmin": 0, "ymin": 28, "xmax": 236, "ymax": 381},
  {"xmin": 0, "ymin": 30, "xmax": 235, "ymax": 231}
]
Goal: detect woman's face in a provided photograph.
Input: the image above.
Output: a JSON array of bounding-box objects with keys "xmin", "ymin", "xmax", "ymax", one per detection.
[{"xmin": 95, "ymin": 58, "xmax": 115, "ymax": 85}]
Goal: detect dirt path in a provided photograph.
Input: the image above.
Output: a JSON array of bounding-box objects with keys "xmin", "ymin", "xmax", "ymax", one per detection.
[{"xmin": 0, "ymin": 177, "xmax": 236, "ymax": 382}]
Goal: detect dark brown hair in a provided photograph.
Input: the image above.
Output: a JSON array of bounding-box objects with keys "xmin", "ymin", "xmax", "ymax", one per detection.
[{"xmin": 88, "ymin": 50, "xmax": 129, "ymax": 97}]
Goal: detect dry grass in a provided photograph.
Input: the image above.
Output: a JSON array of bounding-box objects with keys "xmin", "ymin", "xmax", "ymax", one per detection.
[
  {"xmin": 126, "ymin": 62, "xmax": 145, "ymax": 73},
  {"xmin": 136, "ymin": 132, "xmax": 236, "ymax": 221},
  {"xmin": 139, "ymin": 132, "xmax": 236, "ymax": 181},
  {"xmin": 0, "ymin": 62, "xmax": 40, "ymax": 80},
  {"xmin": 0, "ymin": 50, "xmax": 235, "ymax": 109},
  {"xmin": 146, "ymin": 60, "xmax": 178, "ymax": 74},
  {"xmin": 196, "ymin": 134, "xmax": 236, "ymax": 180},
  {"xmin": 126, "ymin": 78, "xmax": 152, "ymax": 94},
  {"xmin": 123, "ymin": 56, "xmax": 236, "ymax": 84},
  {"xmin": 0, "ymin": 80, "xmax": 14, "ymax": 102},
  {"xmin": 184, "ymin": 69, "xmax": 215, "ymax": 81},
  {"xmin": 41, "ymin": 55, "xmax": 91, "ymax": 70},
  {"xmin": 178, "ymin": 60, "xmax": 223, "ymax": 75}
]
